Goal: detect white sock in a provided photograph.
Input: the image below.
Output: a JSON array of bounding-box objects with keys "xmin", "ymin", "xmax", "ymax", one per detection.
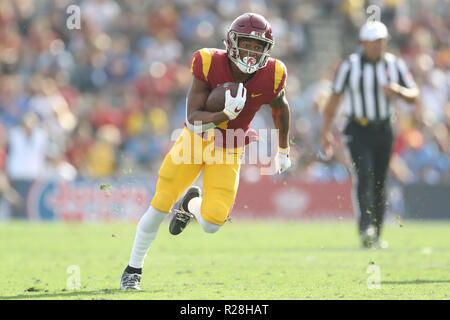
[
  {"xmin": 188, "ymin": 197, "xmax": 221, "ymax": 233},
  {"xmin": 128, "ymin": 206, "xmax": 167, "ymax": 269}
]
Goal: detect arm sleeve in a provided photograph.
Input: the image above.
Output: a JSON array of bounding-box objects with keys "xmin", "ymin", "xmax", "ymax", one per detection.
[
  {"xmin": 396, "ymin": 57, "xmax": 416, "ymax": 89},
  {"xmin": 190, "ymin": 49, "xmax": 211, "ymax": 85},
  {"xmin": 273, "ymin": 59, "xmax": 287, "ymax": 98},
  {"xmin": 332, "ymin": 59, "xmax": 351, "ymax": 94}
]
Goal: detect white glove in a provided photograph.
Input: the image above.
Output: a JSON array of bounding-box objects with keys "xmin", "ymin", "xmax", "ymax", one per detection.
[
  {"xmin": 222, "ymin": 83, "xmax": 247, "ymax": 120},
  {"xmin": 275, "ymin": 147, "xmax": 291, "ymax": 174}
]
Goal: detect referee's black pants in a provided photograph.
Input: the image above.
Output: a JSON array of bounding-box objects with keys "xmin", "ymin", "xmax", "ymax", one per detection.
[{"xmin": 343, "ymin": 119, "xmax": 394, "ymax": 238}]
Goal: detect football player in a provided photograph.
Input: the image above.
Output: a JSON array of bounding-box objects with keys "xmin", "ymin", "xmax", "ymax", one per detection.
[{"xmin": 121, "ymin": 13, "xmax": 292, "ymax": 290}]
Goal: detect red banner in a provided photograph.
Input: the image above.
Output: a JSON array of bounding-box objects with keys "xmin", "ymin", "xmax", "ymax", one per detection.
[
  {"xmin": 232, "ymin": 173, "xmax": 354, "ymax": 220},
  {"xmin": 20, "ymin": 175, "xmax": 354, "ymax": 222}
]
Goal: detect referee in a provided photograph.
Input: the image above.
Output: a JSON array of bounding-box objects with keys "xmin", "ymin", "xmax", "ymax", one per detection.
[{"xmin": 320, "ymin": 21, "xmax": 419, "ymax": 248}]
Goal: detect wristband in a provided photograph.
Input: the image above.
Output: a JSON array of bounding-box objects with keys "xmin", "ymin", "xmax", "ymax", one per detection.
[{"xmin": 278, "ymin": 147, "xmax": 290, "ymax": 155}]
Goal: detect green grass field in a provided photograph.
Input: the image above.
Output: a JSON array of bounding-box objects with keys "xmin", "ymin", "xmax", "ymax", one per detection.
[{"xmin": 0, "ymin": 219, "xmax": 449, "ymax": 300}]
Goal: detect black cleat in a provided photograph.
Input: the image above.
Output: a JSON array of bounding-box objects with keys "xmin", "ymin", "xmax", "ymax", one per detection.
[
  {"xmin": 120, "ymin": 271, "xmax": 142, "ymax": 290},
  {"xmin": 169, "ymin": 186, "xmax": 201, "ymax": 235},
  {"xmin": 360, "ymin": 225, "xmax": 377, "ymax": 249},
  {"xmin": 361, "ymin": 235, "xmax": 375, "ymax": 249}
]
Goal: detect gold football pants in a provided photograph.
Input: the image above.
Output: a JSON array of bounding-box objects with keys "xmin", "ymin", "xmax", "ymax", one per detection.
[{"xmin": 151, "ymin": 127, "xmax": 243, "ymax": 225}]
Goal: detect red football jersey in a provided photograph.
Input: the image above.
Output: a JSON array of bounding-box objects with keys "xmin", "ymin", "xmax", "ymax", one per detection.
[{"xmin": 189, "ymin": 48, "xmax": 287, "ymax": 148}]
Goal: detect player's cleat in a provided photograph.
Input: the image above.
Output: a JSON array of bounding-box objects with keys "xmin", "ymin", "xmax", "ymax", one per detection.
[
  {"xmin": 120, "ymin": 271, "xmax": 142, "ymax": 290},
  {"xmin": 169, "ymin": 209, "xmax": 194, "ymax": 235},
  {"xmin": 361, "ymin": 235, "xmax": 376, "ymax": 248},
  {"xmin": 360, "ymin": 225, "xmax": 377, "ymax": 249},
  {"xmin": 169, "ymin": 186, "xmax": 201, "ymax": 235}
]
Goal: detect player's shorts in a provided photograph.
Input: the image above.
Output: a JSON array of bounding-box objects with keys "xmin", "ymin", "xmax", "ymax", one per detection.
[{"xmin": 151, "ymin": 127, "xmax": 243, "ymax": 225}]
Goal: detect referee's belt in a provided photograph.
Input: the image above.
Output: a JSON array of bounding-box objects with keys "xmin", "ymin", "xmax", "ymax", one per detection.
[{"xmin": 350, "ymin": 117, "xmax": 390, "ymax": 128}]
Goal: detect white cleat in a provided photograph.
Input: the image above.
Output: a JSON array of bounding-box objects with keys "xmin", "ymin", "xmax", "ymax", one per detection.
[{"xmin": 120, "ymin": 271, "xmax": 142, "ymax": 290}]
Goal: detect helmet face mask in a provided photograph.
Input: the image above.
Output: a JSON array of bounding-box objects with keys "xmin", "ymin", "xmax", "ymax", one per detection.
[{"xmin": 225, "ymin": 13, "xmax": 274, "ymax": 74}]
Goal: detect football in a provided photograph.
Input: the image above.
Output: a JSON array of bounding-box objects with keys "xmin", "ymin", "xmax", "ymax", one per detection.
[{"xmin": 204, "ymin": 82, "xmax": 240, "ymax": 112}]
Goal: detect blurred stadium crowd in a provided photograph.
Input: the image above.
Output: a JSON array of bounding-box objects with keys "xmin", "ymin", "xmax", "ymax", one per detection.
[{"xmin": 0, "ymin": 0, "xmax": 448, "ymax": 210}]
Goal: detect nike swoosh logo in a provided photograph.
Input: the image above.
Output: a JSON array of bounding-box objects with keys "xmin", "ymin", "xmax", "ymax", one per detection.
[
  {"xmin": 234, "ymin": 106, "xmax": 243, "ymax": 113},
  {"xmin": 251, "ymin": 93, "xmax": 263, "ymax": 98}
]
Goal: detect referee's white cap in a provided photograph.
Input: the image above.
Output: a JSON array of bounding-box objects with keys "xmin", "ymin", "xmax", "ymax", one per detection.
[{"xmin": 359, "ymin": 21, "xmax": 388, "ymax": 41}]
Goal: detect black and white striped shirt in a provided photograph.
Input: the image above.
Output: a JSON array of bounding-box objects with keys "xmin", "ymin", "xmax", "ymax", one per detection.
[{"xmin": 333, "ymin": 52, "xmax": 416, "ymax": 122}]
